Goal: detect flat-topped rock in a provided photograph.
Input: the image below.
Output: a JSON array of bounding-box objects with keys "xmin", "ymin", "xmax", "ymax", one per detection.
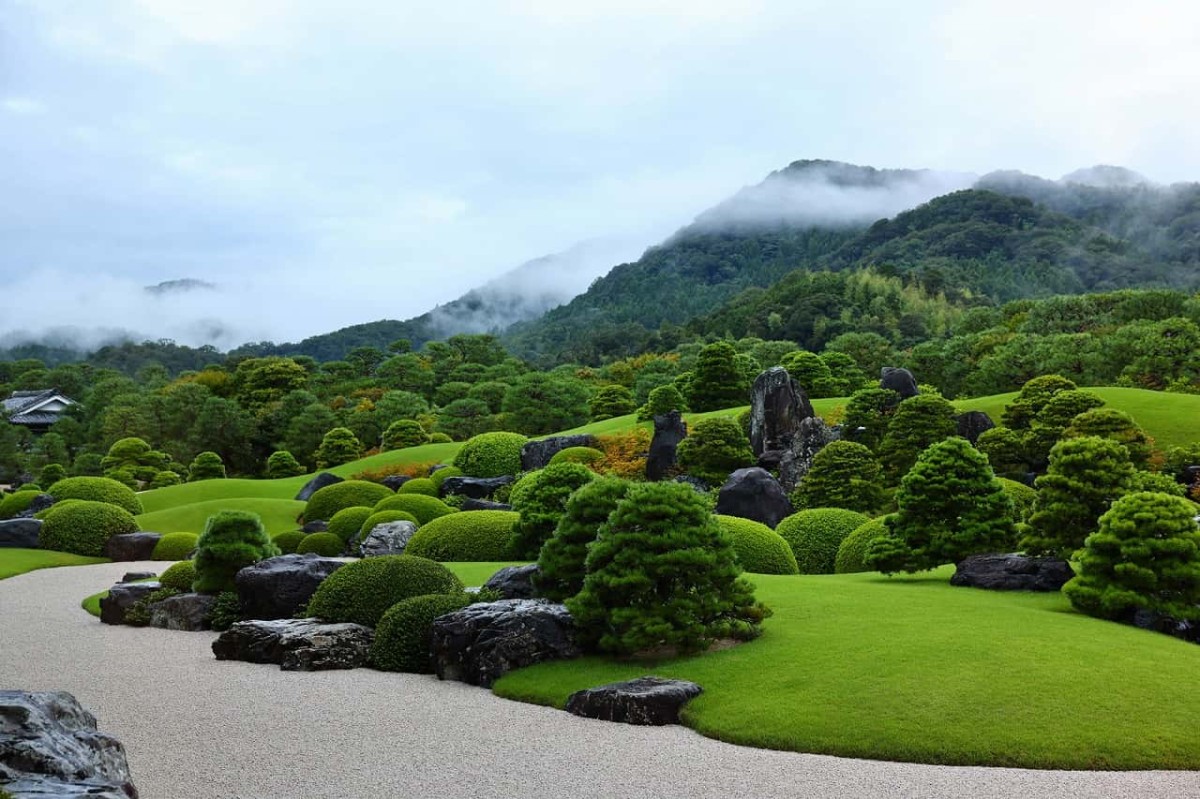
[
  {"xmin": 148, "ymin": 592, "xmax": 216, "ymax": 631},
  {"xmin": 103, "ymin": 533, "xmax": 162, "ymax": 562},
  {"xmin": 566, "ymin": 677, "xmax": 703, "ymax": 726},
  {"xmin": 0, "ymin": 518, "xmax": 42, "ymax": 549},
  {"xmin": 212, "ymin": 618, "xmax": 374, "ymax": 671},
  {"xmin": 431, "ymin": 599, "xmax": 580, "ymax": 687},
  {"xmin": 100, "ymin": 581, "xmax": 162, "ymax": 626},
  {"xmin": 951, "ymin": 553, "xmax": 1074, "ymax": 592},
  {"xmin": 235, "ymin": 554, "xmax": 344, "ymax": 621}
]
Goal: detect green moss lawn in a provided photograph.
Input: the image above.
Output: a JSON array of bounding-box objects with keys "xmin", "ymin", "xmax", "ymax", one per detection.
[
  {"xmin": 136, "ymin": 497, "xmax": 306, "ymax": 536},
  {"xmin": 0, "ymin": 548, "xmax": 107, "ymax": 580}
]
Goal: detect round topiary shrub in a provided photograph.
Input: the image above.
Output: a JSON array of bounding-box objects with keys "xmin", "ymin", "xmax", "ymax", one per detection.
[
  {"xmin": 328, "ymin": 506, "xmax": 375, "ymax": 543},
  {"xmin": 187, "ymin": 451, "xmax": 226, "ymax": 482},
  {"xmin": 46, "ymin": 476, "xmax": 142, "ymax": 515},
  {"xmin": 506, "ymin": 470, "xmax": 541, "ymax": 508},
  {"xmin": 452, "ymin": 431, "xmax": 528, "ymax": 478},
  {"xmin": 39, "ymin": 463, "xmax": 67, "ymax": 487},
  {"xmin": 429, "ymin": 466, "xmax": 462, "ymax": 490},
  {"xmin": 997, "ymin": 477, "xmax": 1037, "ymax": 524},
  {"xmin": 39, "ymin": 500, "xmax": 139, "ymax": 557},
  {"xmin": 272, "ymin": 530, "xmax": 306, "ymax": 555},
  {"xmin": 372, "ymin": 494, "xmax": 455, "ymax": 525},
  {"xmin": 835, "ymin": 516, "xmax": 893, "ymax": 574},
  {"xmin": 776, "ymin": 508, "xmax": 871, "ymax": 574},
  {"xmin": 158, "ymin": 560, "xmax": 197, "ymax": 592},
  {"xmin": 536, "ymin": 477, "xmax": 631, "ymax": 602},
  {"xmin": 370, "ymin": 592, "xmax": 472, "ymax": 672},
  {"xmin": 0, "ymin": 490, "xmax": 41, "ymax": 519},
  {"xmin": 296, "ymin": 532, "xmax": 344, "ymax": 556},
  {"xmin": 397, "ymin": 478, "xmax": 439, "ymax": 497},
  {"xmin": 359, "ymin": 510, "xmax": 419, "ymax": 536},
  {"xmin": 382, "ymin": 420, "xmax": 429, "ymax": 451},
  {"xmin": 508, "ymin": 462, "xmax": 596, "ymax": 560},
  {"xmin": 714, "ymin": 515, "xmax": 799, "ymax": 575},
  {"xmin": 266, "ymin": 450, "xmax": 306, "ymax": 479},
  {"xmin": 675, "ymin": 417, "xmax": 754, "ymax": 486},
  {"xmin": 789, "ymin": 440, "xmax": 885, "ymax": 514},
  {"xmin": 406, "ymin": 510, "xmax": 519, "ymax": 561},
  {"xmin": 151, "ymin": 532, "xmax": 199, "ymax": 561},
  {"xmin": 193, "ymin": 511, "xmax": 281, "ymax": 594},
  {"xmin": 307, "ymin": 554, "xmax": 464, "ymax": 627},
  {"xmin": 148, "ymin": 470, "xmax": 181, "ymax": 489},
  {"xmin": 428, "ymin": 432, "xmax": 453, "ymax": 444},
  {"xmin": 547, "ymin": 447, "xmax": 606, "ymax": 468},
  {"xmin": 305, "ymin": 480, "xmax": 394, "ymax": 523}
]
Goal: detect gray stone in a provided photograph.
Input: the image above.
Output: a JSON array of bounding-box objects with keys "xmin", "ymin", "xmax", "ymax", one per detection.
[
  {"xmin": 120, "ymin": 571, "xmax": 156, "ymax": 583},
  {"xmin": 99, "ymin": 581, "xmax": 162, "ymax": 626},
  {"xmin": 521, "ymin": 435, "xmax": 597, "ymax": 471},
  {"xmin": 301, "ymin": 520, "xmax": 328, "ymax": 534},
  {"xmin": 381, "ymin": 475, "xmax": 411, "ymax": 491},
  {"xmin": 565, "ymin": 677, "xmax": 703, "ymax": 726},
  {"xmin": 102, "ymin": 533, "xmax": 162, "ymax": 562},
  {"xmin": 358, "ymin": 521, "xmax": 418, "ymax": 557},
  {"xmin": 461, "ymin": 498, "xmax": 513, "ymax": 512},
  {"xmin": 714, "ymin": 467, "xmax": 793, "ymax": 529},
  {"xmin": 673, "ymin": 475, "xmax": 709, "ymax": 494},
  {"xmin": 440, "ymin": 475, "xmax": 514, "ymax": 500},
  {"xmin": 778, "ymin": 416, "xmax": 837, "ymax": 492},
  {"xmin": 0, "ymin": 518, "xmax": 42, "ymax": 549},
  {"xmin": 13, "ymin": 493, "xmax": 56, "ymax": 518},
  {"xmin": 646, "ymin": 411, "xmax": 687, "ymax": 482},
  {"xmin": 950, "ymin": 553, "xmax": 1074, "ymax": 592},
  {"xmin": 956, "ymin": 411, "xmax": 996, "ymax": 444},
  {"xmin": 235, "ymin": 553, "xmax": 344, "ymax": 621},
  {"xmin": 212, "ymin": 618, "xmax": 374, "ymax": 671},
  {"xmin": 749, "ymin": 367, "xmax": 815, "ymax": 457},
  {"xmin": 483, "ymin": 564, "xmax": 539, "ymax": 599},
  {"xmin": 293, "ymin": 472, "xmax": 343, "ymax": 503},
  {"xmin": 431, "ymin": 599, "xmax": 580, "ymax": 687},
  {"xmin": 0, "ymin": 690, "xmax": 137, "ymax": 799},
  {"xmin": 148, "ymin": 592, "xmax": 216, "ymax": 631},
  {"xmin": 880, "ymin": 366, "xmax": 920, "ymax": 399}
]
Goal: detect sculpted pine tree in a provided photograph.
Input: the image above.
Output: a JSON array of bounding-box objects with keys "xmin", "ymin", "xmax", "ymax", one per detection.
[
  {"xmin": 878, "ymin": 394, "xmax": 958, "ymax": 478},
  {"xmin": 789, "ymin": 440, "xmax": 885, "ymax": 513},
  {"xmin": 636, "ymin": 384, "xmax": 687, "ymax": 421},
  {"xmin": 1063, "ymin": 408, "xmax": 1151, "ymax": 467},
  {"xmin": 688, "ymin": 341, "xmax": 748, "ymax": 412},
  {"xmin": 842, "ymin": 387, "xmax": 901, "ymax": 451},
  {"xmin": 315, "ymin": 427, "xmax": 363, "ymax": 469},
  {"xmin": 588, "ymin": 385, "xmax": 638, "ymax": 421},
  {"xmin": 507, "ymin": 463, "xmax": 596, "ymax": 560},
  {"xmin": 535, "ymin": 477, "xmax": 631, "ymax": 602},
  {"xmin": 1023, "ymin": 389, "xmax": 1106, "ymax": 469},
  {"xmin": 675, "ymin": 417, "xmax": 754, "ymax": 486},
  {"xmin": 193, "ymin": 510, "xmax": 280, "ymax": 593},
  {"xmin": 1001, "ymin": 374, "xmax": 1078, "ymax": 430}
]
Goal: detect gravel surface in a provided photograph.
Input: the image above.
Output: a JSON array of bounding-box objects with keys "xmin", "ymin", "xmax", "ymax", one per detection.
[{"xmin": 2, "ymin": 561, "xmax": 1198, "ymax": 799}]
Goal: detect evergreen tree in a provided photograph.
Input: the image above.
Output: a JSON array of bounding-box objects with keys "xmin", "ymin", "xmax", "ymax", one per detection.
[
  {"xmin": 780, "ymin": 350, "xmax": 834, "ymax": 395},
  {"xmin": 187, "ymin": 451, "xmax": 226, "ymax": 482},
  {"xmin": 382, "ymin": 419, "xmax": 429, "ymax": 451},
  {"xmin": 508, "ymin": 462, "xmax": 596, "ymax": 560},
  {"xmin": 1063, "ymin": 408, "xmax": 1151, "ymax": 467},
  {"xmin": 675, "ymin": 417, "xmax": 754, "ymax": 486},
  {"xmin": 878, "ymin": 394, "xmax": 958, "ymax": 478},
  {"xmin": 842, "ymin": 387, "xmax": 900, "ymax": 451},
  {"xmin": 1023, "ymin": 389, "xmax": 1106, "ymax": 469},
  {"xmin": 636, "ymin": 384, "xmax": 687, "ymax": 421},
  {"xmin": 535, "ymin": 477, "xmax": 630, "ymax": 602},
  {"xmin": 588, "ymin": 384, "xmax": 637, "ymax": 421},
  {"xmin": 265, "ymin": 450, "xmax": 305, "ymax": 479},
  {"xmin": 976, "ymin": 426, "xmax": 1029, "ymax": 480},
  {"xmin": 790, "ymin": 440, "xmax": 884, "ymax": 513},
  {"xmin": 315, "ymin": 427, "xmax": 363, "ymax": 469},
  {"xmin": 1001, "ymin": 374, "xmax": 1077, "ymax": 429},
  {"xmin": 688, "ymin": 341, "xmax": 748, "ymax": 412},
  {"xmin": 193, "ymin": 510, "xmax": 280, "ymax": 593},
  {"xmin": 501, "ymin": 373, "xmax": 591, "ymax": 435}
]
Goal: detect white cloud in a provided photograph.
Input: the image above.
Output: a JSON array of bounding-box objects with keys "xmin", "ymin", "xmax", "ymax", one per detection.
[{"xmin": 2, "ymin": 97, "xmax": 46, "ymax": 115}]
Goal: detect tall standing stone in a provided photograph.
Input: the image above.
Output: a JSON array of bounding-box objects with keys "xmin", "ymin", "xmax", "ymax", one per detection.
[
  {"xmin": 646, "ymin": 411, "xmax": 687, "ymax": 481},
  {"xmin": 778, "ymin": 416, "xmax": 838, "ymax": 492},
  {"xmin": 749, "ymin": 367, "xmax": 815, "ymax": 458}
]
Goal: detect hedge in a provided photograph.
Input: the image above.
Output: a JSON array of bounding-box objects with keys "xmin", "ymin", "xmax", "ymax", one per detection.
[
  {"xmin": 370, "ymin": 592, "xmax": 472, "ymax": 672},
  {"xmin": 39, "ymin": 500, "xmax": 139, "ymax": 557},
  {"xmin": 373, "ymin": 494, "xmax": 456, "ymax": 526},
  {"xmin": 46, "ymin": 476, "xmax": 143, "ymax": 515},
  {"xmin": 452, "ymin": 432, "xmax": 528, "ymax": 478},
  {"xmin": 714, "ymin": 515, "xmax": 799, "ymax": 575},
  {"xmin": 429, "ymin": 466, "xmax": 462, "ymax": 490},
  {"xmin": 307, "ymin": 555, "xmax": 464, "ymax": 627},
  {"xmin": 835, "ymin": 516, "xmax": 894, "ymax": 574},
  {"xmin": 406, "ymin": 510, "xmax": 519, "ymax": 561},
  {"xmin": 297, "ymin": 532, "xmax": 345, "ymax": 556},
  {"xmin": 304, "ymin": 480, "xmax": 394, "ymax": 523},
  {"xmin": 776, "ymin": 508, "xmax": 871, "ymax": 574},
  {"xmin": 151, "ymin": 532, "xmax": 200, "ymax": 561},
  {"xmin": 0, "ymin": 491, "xmax": 41, "ymax": 519}
]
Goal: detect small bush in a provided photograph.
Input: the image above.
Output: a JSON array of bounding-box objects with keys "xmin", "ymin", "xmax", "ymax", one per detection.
[
  {"xmin": 789, "ymin": 440, "xmax": 885, "ymax": 514},
  {"xmin": 315, "ymin": 427, "xmax": 363, "ymax": 469},
  {"xmin": 548, "ymin": 447, "xmax": 606, "ymax": 468},
  {"xmin": 266, "ymin": 450, "xmax": 306, "ymax": 479},
  {"xmin": 0, "ymin": 490, "xmax": 40, "ymax": 519},
  {"xmin": 397, "ymin": 477, "xmax": 439, "ymax": 497},
  {"xmin": 305, "ymin": 480, "xmax": 394, "ymax": 523},
  {"xmin": 328, "ymin": 506, "xmax": 375, "ymax": 543},
  {"xmin": 835, "ymin": 516, "xmax": 893, "ymax": 574},
  {"xmin": 209, "ymin": 591, "xmax": 242, "ymax": 631},
  {"xmin": 452, "ymin": 431, "xmax": 528, "ymax": 478},
  {"xmin": 406, "ymin": 510, "xmax": 519, "ymax": 561},
  {"xmin": 193, "ymin": 511, "xmax": 280, "ymax": 594},
  {"xmin": 296, "ymin": 532, "xmax": 344, "ymax": 556},
  {"xmin": 428, "ymin": 432, "xmax": 453, "ymax": 444},
  {"xmin": 46, "ymin": 476, "xmax": 142, "ymax": 514},
  {"xmin": 676, "ymin": 417, "xmax": 754, "ymax": 486},
  {"xmin": 151, "ymin": 532, "xmax": 199, "ymax": 561},
  {"xmin": 272, "ymin": 530, "xmax": 306, "ymax": 554},
  {"xmin": 370, "ymin": 592, "xmax": 472, "ymax": 672},
  {"xmin": 372, "ymin": 494, "xmax": 455, "ymax": 525},
  {"xmin": 39, "ymin": 500, "xmax": 138, "ymax": 557},
  {"xmin": 508, "ymin": 463, "xmax": 596, "ymax": 560},
  {"xmin": 536, "ymin": 477, "xmax": 630, "ymax": 602},
  {"xmin": 187, "ymin": 451, "xmax": 226, "ymax": 482},
  {"xmin": 776, "ymin": 508, "xmax": 871, "ymax": 574},
  {"xmin": 594, "ymin": 428, "xmax": 652, "ymax": 480},
  {"xmin": 382, "ymin": 420, "xmax": 429, "ymax": 451},
  {"xmin": 158, "ymin": 560, "xmax": 197, "ymax": 591},
  {"xmin": 715, "ymin": 515, "xmax": 799, "ymax": 575},
  {"xmin": 997, "ymin": 477, "xmax": 1037, "ymax": 524},
  {"xmin": 307, "ymin": 554, "xmax": 464, "ymax": 627},
  {"xmin": 148, "ymin": 470, "xmax": 182, "ymax": 489},
  {"xmin": 39, "ymin": 463, "xmax": 67, "ymax": 487}
]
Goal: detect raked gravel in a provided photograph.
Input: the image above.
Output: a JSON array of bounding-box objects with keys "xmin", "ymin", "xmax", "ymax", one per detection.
[{"xmin": 2, "ymin": 561, "xmax": 1198, "ymax": 799}]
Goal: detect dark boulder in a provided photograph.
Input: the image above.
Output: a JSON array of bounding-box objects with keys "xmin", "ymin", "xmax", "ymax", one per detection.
[
  {"xmin": 99, "ymin": 581, "xmax": 162, "ymax": 626},
  {"xmin": 358, "ymin": 521, "xmax": 418, "ymax": 557},
  {"xmin": 462, "ymin": 498, "xmax": 513, "ymax": 512},
  {"xmin": 749, "ymin": 367, "xmax": 814, "ymax": 457},
  {"xmin": 950, "ymin": 553, "xmax": 1074, "ymax": 592},
  {"xmin": 235, "ymin": 553, "xmax": 344, "ymax": 621},
  {"xmin": 646, "ymin": 411, "xmax": 687, "ymax": 482},
  {"xmin": 880, "ymin": 366, "xmax": 920, "ymax": 399},
  {"xmin": 103, "ymin": 533, "xmax": 162, "ymax": 562},
  {"xmin": 483, "ymin": 564, "xmax": 539, "ymax": 599},
  {"xmin": 521, "ymin": 435, "xmax": 597, "ymax": 471},
  {"xmin": 381, "ymin": 475, "xmax": 412, "ymax": 491},
  {"xmin": 565, "ymin": 677, "xmax": 703, "ymax": 726},
  {"xmin": 148, "ymin": 592, "xmax": 217, "ymax": 631},
  {"xmin": 301, "ymin": 520, "xmax": 328, "ymax": 534},
  {"xmin": 956, "ymin": 411, "xmax": 996, "ymax": 444},
  {"xmin": 212, "ymin": 618, "xmax": 374, "ymax": 671},
  {"xmin": 715, "ymin": 467, "xmax": 792, "ymax": 529},
  {"xmin": 778, "ymin": 416, "xmax": 837, "ymax": 492},
  {"xmin": 0, "ymin": 691, "xmax": 137, "ymax": 799},
  {"xmin": 120, "ymin": 571, "xmax": 156, "ymax": 583},
  {"xmin": 293, "ymin": 472, "xmax": 343, "ymax": 503},
  {"xmin": 13, "ymin": 493, "xmax": 56, "ymax": 518},
  {"xmin": 673, "ymin": 475, "xmax": 709, "ymax": 494},
  {"xmin": 440, "ymin": 475, "xmax": 515, "ymax": 500},
  {"xmin": 1131, "ymin": 610, "xmax": 1200, "ymax": 644},
  {"xmin": 0, "ymin": 518, "xmax": 42, "ymax": 549},
  {"xmin": 431, "ymin": 599, "xmax": 580, "ymax": 687}
]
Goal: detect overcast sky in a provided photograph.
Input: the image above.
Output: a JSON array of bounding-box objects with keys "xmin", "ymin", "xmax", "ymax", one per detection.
[{"xmin": 2, "ymin": 0, "xmax": 1199, "ymax": 347}]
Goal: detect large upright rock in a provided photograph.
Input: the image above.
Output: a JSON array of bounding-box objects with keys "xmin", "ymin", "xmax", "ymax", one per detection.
[
  {"xmin": 0, "ymin": 518, "xmax": 42, "ymax": 549},
  {"xmin": 880, "ymin": 367, "xmax": 920, "ymax": 399},
  {"xmin": 778, "ymin": 416, "xmax": 837, "ymax": 492},
  {"xmin": 103, "ymin": 533, "xmax": 162, "ymax": 562},
  {"xmin": 293, "ymin": 472, "xmax": 343, "ymax": 503},
  {"xmin": 715, "ymin": 467, "xmax": 792, "ymax": 529},
  {"xmin": 212, "ymin": 619, "xmax": 374, "ymax": 671},
  {"xmin": 235, "ymin": 554, "xmax": 344, "ymax": 620},
  {"xmin": 956, "ymin": 411, "xmax": 995, "ymax": 444},
  {"xmin": 0, "ymin": 691, "xmax": 137, "ymax": 799},
  {"xmin": 431, "ymin": 599, "xmax": 580, "ymax": 687},
  {"xmin": 483, "ymin": 564, "xmax": 540, "ymax": 599},
  {"xmin": 520, "ymin": 435, "xmax": 597, "ymax": 471},
  {"xmin": 565, "ymin": 677, "xmax": 703, "ymax": 726},
  {"xmin": 749, "ymin": 367, "xmax": 815, "ymax": 457},
  {"xmin": 646, "ymin": 411, "xmax": 687, "ymax": 482},
  {"xmin": 358, "ymin": 521, "xmax": 418, "ymax": 557}
]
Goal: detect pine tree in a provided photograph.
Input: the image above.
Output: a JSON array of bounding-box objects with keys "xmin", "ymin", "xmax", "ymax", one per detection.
[
  {"xmin": 842, "ymin": 387, "xmax": 901, "ymax": 451},
  {"xmin": 535, "ymin": 477, "xmax": 630, "ymax": 602},
  {"xmin": 675, "ymin": 417, "xmax": 754, "ymax": 486},
  {"xmin": 688, "ymin": 341, "xmax": 748, "ymax": 412},
  {"xmin": 187, "ymin": 451, "xmax": 226, "ymax": 482},
  {"xmin": 878, "ymin": 394, "xmax": 958, "ymax": 478},
  {"xmin": 588, "ymin": 385, "xmax": 638, "ymax": 421},
  {"xmin": 790, "ymin": 440, "xmax": 884, "ymax": 513},
  {"xmin": 315, "ymin": 427, "xmax": 363, "ymax": 469},
  {"xmin": 193, "ymin": 510, "xmax": 280, "ymax": 593},
  {"xmin": 1063, "ymin": 408, "xmax": 1151, "ymax": 467},
  {"xmin": 507, "ymin": 463, "xmax": 596, "ymax": 560},
  {"xmin": 1001, "ymin": 374, "xmax": 1078, "ymax": 429},
  {"xmin": 636, "ymin": 384, "xmax": 687, "ymax": 421}
]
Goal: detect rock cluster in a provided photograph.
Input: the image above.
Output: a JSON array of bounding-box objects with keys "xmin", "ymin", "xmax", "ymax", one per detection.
[
  {"xmin": 440, "ymin": 475, "xmax": 514, "ymax": 499},
  {"xmin": 213, "ymin": 619, "xmax": 374, "ymax": 671},
  {"xmin": 99, "ymin": 581, "xmax": 162, "ymax": 626}
]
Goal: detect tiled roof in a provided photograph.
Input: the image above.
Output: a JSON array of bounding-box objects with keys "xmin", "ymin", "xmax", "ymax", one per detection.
[
  {"xmin": 3, "ymin": 390, "xmax": 76, "ymax": 425},
  {"xmin": 8, "ymin": 411, "xmax": 64, "ymax": 426}
]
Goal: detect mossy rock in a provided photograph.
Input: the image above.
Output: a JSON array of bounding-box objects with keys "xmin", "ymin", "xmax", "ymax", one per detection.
[
  {"xmin": 296, "ymin": 532, "xmax": 344, "ymax": 556},
  {"xmin": 151, "ymin": 532, "xmax": 200, "ymax": 561}
]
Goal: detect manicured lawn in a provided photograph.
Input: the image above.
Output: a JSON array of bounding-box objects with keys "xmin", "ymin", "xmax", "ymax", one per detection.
[
  {"xmin": 137, "ymin": 498, "xmax": 306, "ymax": 536},
  {"xmin": 494, "ymin": 567, "xmax": 1200, "ymax": 770},
  {"xmin": 0, "ymin": 548, "xmax": 108, "ymax": 580}
]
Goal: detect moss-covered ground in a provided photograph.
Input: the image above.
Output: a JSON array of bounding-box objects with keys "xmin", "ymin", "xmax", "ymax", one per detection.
[{"xmin": 0, "ymin": 548, "xmax": 107, "ymax": 580}]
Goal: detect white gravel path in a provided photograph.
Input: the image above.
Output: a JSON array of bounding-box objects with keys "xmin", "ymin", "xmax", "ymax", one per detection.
[{"xmin": 2, "ymin": 562, "xmax": 1199, "ymax": 799}]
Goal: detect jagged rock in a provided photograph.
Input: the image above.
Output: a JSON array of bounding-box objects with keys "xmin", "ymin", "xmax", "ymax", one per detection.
[
  {"xmin": 1131, "ymin": 610, "xmax": 1200, "ymax": 644},
  {"xmin": 293, "ymin": 472, "xmax": 343, "ymax": 503},
  {"xmin": 0, "ymin": 518, "xmax": 42, "ymax": 549},
  {"xmin": 440, "ymin": 475, "xmax": 514, "ymax": 500},
  {"xmin": 778, "ymin": 416, "xmax": 837, "ymax": 492},
  {"xmin": 956, "ymin": 411, "xmax": 996, "ymax": 444},
  {"xmin": 749, "ymin": 367, "xmax": 815, "ymax": 457},
  {"xmin": 148, "ymin": 593, "xmax": 216, "ymax": 631},
  {"xmin": 431, "ymin": 599, "xmax": 580, "ymax": 687},
  {"xmin": 301, "ymin": 520, "xmax": 328, "ymax": 534},
  {"xmin": 756, "ymin": 448, "xmax": 787, "ymax": 470},
  {"xmin": 715, "ymin": 467, "xmax": 792, "ymax": 529},
  {"xmin": 565, "ymin": 677, "xmax": 703, "ymax": 726},
  {"xmin": 0, "ymin": 691, "xmax": 138, "ymax": 799},
  {"xmin": 99, "ymin": 581, "xmax": 162, "ymax": 626},
  {"xmin": 358, "ymin": 521, "xmax": 418, "ymax": 557},
  {"xmin": 462, "ymin": 498, "xmax": 513, "ymax": 512},
  {"xmin": 381, "ymin": 475, "xmax": 411, "ymax": 491},
  {"xmin": 521, "ymin": 435, "xmax": 597, "ymax": 471},
  {"xmin": 212, "ymin": 618, "xmax": 374, "ymax": 671},
  {"xmin": 673, "ymin": 475, "xmax": 709, "ymax": 494},
  {"xmin": 235, "ymin": 554, "xmax": 344, "ymax": 621},
  {"xmin": 950, "ymin": 553, "xmax": 1074, "ymax": 592},
  {"xmin": 13, "ymin": 493, "xmax": 56, "ymax": 518},
  {"xmin": 483, "ymin": 564, "xmax": 539, "ymax": 599},
  {"xmin": 880, "ymin": 366, "xmax": 920, "ymax": 399},
  {"xmin": 103, "ymin": 533, "xmax": 162, "ymax": 562},
  {"xmin": 120, "ymin": 571, "xmax": 156, "ymax": 583},
  {"xmin": 646, "ymin": 411, "xmax": 687, "ymax": 482}
]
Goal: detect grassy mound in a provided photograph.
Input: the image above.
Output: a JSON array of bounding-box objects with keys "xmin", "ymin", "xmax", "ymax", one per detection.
[{"xmin": 0, "ymin": 549, "xmax": 107, "ymax": 581}]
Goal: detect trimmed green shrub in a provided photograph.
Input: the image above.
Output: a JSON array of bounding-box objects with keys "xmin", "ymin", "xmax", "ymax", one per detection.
[
  {"xmin": 1002, "ymin": 374, "xmax": 1078, "ymax": 429},
  {"xmin": 406, "ymin": 510, "xmax": 519, "ymax": 561},
  {"xmin": 637, "ymin": 384, "xmax": 687, "ymax": 421},
  {"xmin": 588, "ymin": 384, "xmax": 637, "ymax": 421},
  {"xmin": 452, "ymin": 431, "xmax": 528, "ymax": 478},
  {"xmin": 429, "ymin": 466, "xmax": 462, "ymax": 490},
  {"xmin": 0, "ymin": 490, "xmax": 40, "ymax": 519},
  {"xmin": 428, "ymin": 432, "xmax": 453, "ymax": 444},
  {"xmin": 835, "ymin": 516, "xmax": 893, "ymax": 574},
  {"xmin": 548, "ymin": 446, "xmax": 606, "ymax": 468},
  {"xmin": 46, "ymin": 476, "xmax": 142, "ymax": 514},
  {"xmin": 1128, "ymin": 471, "xmax": 1188, "ymax": 497},
  {"xmin": 878, "ymin": 394, "xmax": 958, "ymax": 478},
  {"xmin": 370, "ymin": 592, "xmax": 472, "ymax": 672},
  {"xmin": 675, "ymin": 417, "xmax": 754, "ymax": 486},
  {"xmin": 359, "ymin": 510, "xmax": 419, "ymax": 536},
  {"xmin": 266, "ymin": 450, "xmax": 306, "ymax": 479},
  {"xmin": 38, "ymin": 500, "xmax": 139, "ymax": 557},
  {"xmin": 105, "ymin": 468, "xmax": 138, "ymax": 489},
  {"xmin": 998, "ymin": 477, "xmax": 1037, "ymax": 524},
  {"xmin": 535, "ymin": 477, "xmax": 630, "ymax": 602},
  {"xmin": 187, "ymin": 451, "xmax": 226, "ymax": 482},
  {"xmin": 148, "ymin": 470, "xmax": 181, "ymax": 489},
  {"xmin": 1063, "ymin": 408, "xmax": 1151, "ymax": 467},
  {"xmin": 372, "ymin": 494, "xmax": 455, "ymax": 525},
  {"xmin": 506, "ymin": 470, "xmax": 541, "ymax": 508},
  {"xmin": 508, "ymin": 463, "xmax": 596, "ymax": 560},
  {"xmin": 842, "ymin": 387, "xmax": 901, "ymax": 451},
  {"xmin": 382, "ymin": 419, "xmax": 429, "ymax": 451},
  {"xmin": 789, "ymin": 440, "xmax": 884, "ymax": 513},
  {"xmin": 151, "ymin": 532, "xmax": 199, "ymax": 561},
  {"xmin": 39, "ymin": 463, "xmax": 67, "ymax": 487},
  {"xmin": 776, "ymin": 509, "xmax": 871, "ymax": 574},
  {"xmin": 305, "ymin": 480, "xmax": 394, "ymax": 523},
  {"xmin": 297, "ymin": 532, "xmax": 344, "ymax": 556},
  {"xmin": 209, "ymin": 591, "xmax": 242, "ymax": 632},
  {"xmin": 397, "ymin": 478, "xmax": 439, "ymax": 497},
  {"xmin": 977, "ymin": 426, "xmax": 1029, "ymax": 479},
  {"xmin": 715, "ymin": 515, "xmax": 799, "ymax": 575},
  {"xmin": 272, "ymin": 530, "xmax": 306, "ymax": 554},
  {"xmin": 688, "ymin": 341, "xmax": 748, "ymax": 412},
  {"xmin": 307, "ymin": 554, "xmax": 464, "ymax": 627},
  {"xmin": 315, "ymin": 427, "xmax": 363, "ymax": 469},
  {"xmin": 193, "ymin": 511, "xmax": 280, "ymax": 594},
  {"xmin": 328, "ymin": 506, "xmax": 374, "ymax": 543}
]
